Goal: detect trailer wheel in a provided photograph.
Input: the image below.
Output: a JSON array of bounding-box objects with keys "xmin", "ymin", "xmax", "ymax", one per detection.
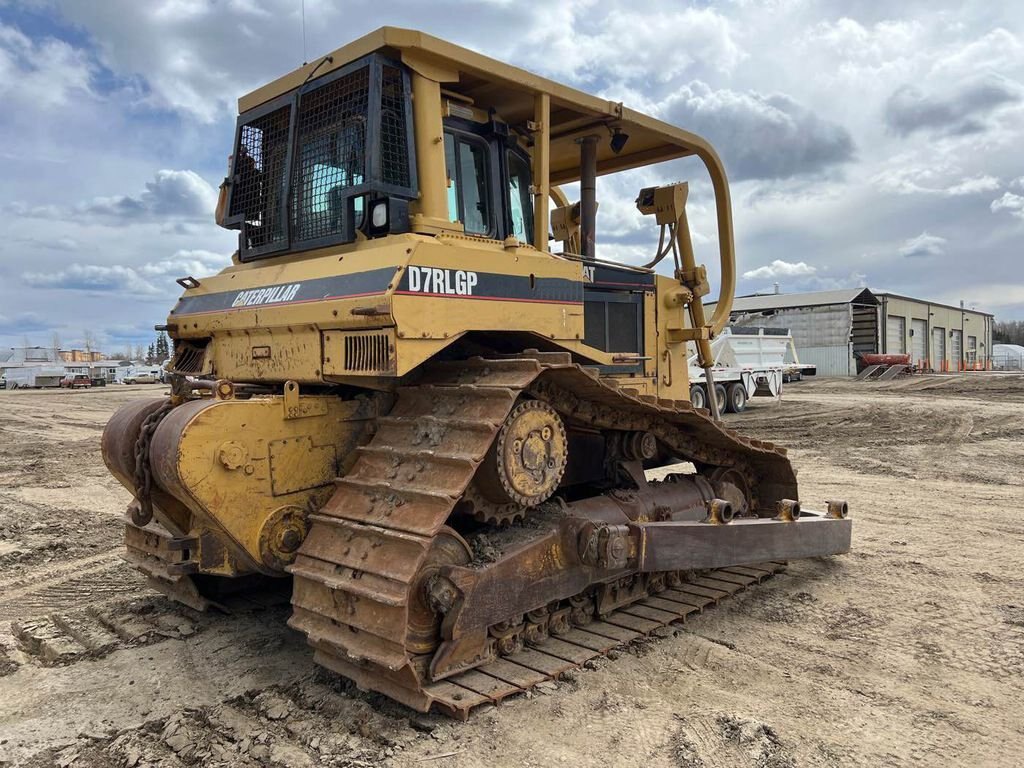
[
  {"xmin": 689, "ymin": 384, "xmax": 706, "ymax": 410},
  {"xmin": 726, "ymin": 382, "xmax": 748, "ymax": 413},
  {"xmin": 714, "ymin": 383, "xmax": 727, "ymax": 414}
]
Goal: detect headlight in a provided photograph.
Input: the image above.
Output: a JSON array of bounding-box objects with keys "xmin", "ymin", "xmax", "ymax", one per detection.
[
  {"xmin": 363, "ymin": 197, "xmax": 410, "ymax": 238},
  {"xmin": 371, "ymin": 201, "xmax": 388, "ymax": 229}
]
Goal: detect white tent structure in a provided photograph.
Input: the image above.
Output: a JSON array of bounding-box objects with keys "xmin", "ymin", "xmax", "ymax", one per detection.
[{"xmin": 993, "ymin": 344, "xmax": 1024, "ymax": 371}]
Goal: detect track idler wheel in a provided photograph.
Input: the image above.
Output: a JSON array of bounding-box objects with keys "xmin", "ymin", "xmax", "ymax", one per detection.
[
  {"xmin": 476, "ymin": 399, "xmax": 568, "ymax": 507},
  {"xmin": 708, "ymin": 466, "xmax": 753, "ymax": 517},
  {"xmin": 407, "ymin": 526, "xmax": 473, "ymax": 655}
]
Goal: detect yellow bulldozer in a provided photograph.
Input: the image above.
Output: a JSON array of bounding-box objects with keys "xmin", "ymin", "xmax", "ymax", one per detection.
[{"xmin": 102, "ymin": 28, "xmax": 850, "ymax": 718}]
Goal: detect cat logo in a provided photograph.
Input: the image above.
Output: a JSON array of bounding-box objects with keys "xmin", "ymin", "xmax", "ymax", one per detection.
[
  {"xmin": 406, "ymin": 266, "xmax": 479, "ymax": 296},
  {"xmin": 231, "ymin": 283, "xmax": 302, "ymax": 308},
  {"xmin": 582, "ymin": 265, "xmax": 595, "ymax": 282}
]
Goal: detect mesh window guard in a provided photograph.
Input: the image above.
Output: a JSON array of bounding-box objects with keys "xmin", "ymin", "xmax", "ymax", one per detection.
[
  {"xmin": 229, "ymin": 104, "xmax": 292, "ymax": 251},
  {"xmin": 226, "ymin": 55, "xmax": 417, "ymax": 259},
  {"xmin": 380, "ymin": 65, "xmax": 411, "ymax": 188},
  {"xmin": 292, "ymin": 66, "xmax": 370, "ymax": 243}
]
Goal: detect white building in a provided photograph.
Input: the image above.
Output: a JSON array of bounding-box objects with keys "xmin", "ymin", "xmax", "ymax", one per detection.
[{"xmin": 993, "ymin": 344, "xmax": 1024, "ymax": 371}]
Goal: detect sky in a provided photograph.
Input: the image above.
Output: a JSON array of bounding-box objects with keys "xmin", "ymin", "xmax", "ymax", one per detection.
[{"xmin": 0, "ymin": 0, "xmax": 1022, "ymax": 353}]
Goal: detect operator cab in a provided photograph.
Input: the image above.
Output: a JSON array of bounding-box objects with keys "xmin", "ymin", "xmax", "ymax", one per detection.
[
  {"xmin": 442, "ymin": 104, "xmax": 534, "ymax": 244},
  {"xmin": 219, "ymin": 28, "xmax": 736, "ymax": 406}
]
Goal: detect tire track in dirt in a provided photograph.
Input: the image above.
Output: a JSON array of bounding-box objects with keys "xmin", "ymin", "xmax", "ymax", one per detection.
[{"xmin": 19, "ymin": 675, "xmax": 427, "ymax": 768}]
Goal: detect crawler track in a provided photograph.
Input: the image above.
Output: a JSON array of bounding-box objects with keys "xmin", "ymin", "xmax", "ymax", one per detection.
[
  {"xmin": 320, "ymin": 561, "xmax": 787, "ymax": 719},
  {"xmin": 288, "ymin": 355, "xmax": 797, "ymax": 716}
]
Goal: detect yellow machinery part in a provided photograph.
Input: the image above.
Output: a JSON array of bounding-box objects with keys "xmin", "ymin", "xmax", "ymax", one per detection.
[{"xmin": 142, "ymin": 392, "xmax": 380, "ymax": 576}]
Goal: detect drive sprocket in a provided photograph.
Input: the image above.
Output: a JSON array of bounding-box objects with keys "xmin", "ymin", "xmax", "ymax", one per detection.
[{"xmin": 475, "ymin": 399, "xmax": 568, "ymax": 507}]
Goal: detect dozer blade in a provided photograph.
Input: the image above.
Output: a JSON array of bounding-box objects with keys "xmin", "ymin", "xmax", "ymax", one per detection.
[{"xmin": 633, "ymin": 514, "xmax": 851, "ymax": 573}]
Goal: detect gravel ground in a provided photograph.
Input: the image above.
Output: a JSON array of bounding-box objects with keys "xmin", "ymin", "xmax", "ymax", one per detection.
[{"xmin": 1, "ymin": 376, "xmax": 1022, "ymax": 767}]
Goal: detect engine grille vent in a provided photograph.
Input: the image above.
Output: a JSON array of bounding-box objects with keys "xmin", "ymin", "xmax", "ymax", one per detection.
[
  {"xmin": 169, "ymin": 340, "xmax": 210, "ymax": 375},
  {"xmin": 342, "ymin": 331, "xmax": 394, "ymax": 373}
]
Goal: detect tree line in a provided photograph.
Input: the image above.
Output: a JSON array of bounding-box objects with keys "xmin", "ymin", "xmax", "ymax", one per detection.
[
  {"xmin": 121, "ymin": 332, "xmax": 171, "ymax": 364},
  {"xmin": 994, "ymin": 321, "xmax": 1024, "ymax": 346},
  {"xmin": 71, "ymin": 330, "xmax": 172, "ymax": 364}
]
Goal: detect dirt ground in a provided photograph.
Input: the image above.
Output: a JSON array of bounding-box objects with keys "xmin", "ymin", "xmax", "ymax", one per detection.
[{"xmin": 1, "ymin": 376, "xmax": 1022, "ymax": 767}]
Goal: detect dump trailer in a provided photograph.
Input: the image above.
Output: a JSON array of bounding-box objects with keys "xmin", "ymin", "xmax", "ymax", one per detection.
[
  {"xmin": 101, "ymin": 28, "xmax": 850, "ymax": 718},
  {"xmin": 686, "ymin": 327, "xmax": 811, "ymax": 413}
]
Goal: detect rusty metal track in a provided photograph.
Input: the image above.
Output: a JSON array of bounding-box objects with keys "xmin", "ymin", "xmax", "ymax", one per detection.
[
  {"xmin": 288, "ymin": 360, "xmax": 537, "ymax": 677},
  {"xmin": 287, "ymin": 355, "xmax": 798, "ymax": 717},
  {"xmin": 318, "ymin": 562, "xmax": 787, "ymax": 719}
]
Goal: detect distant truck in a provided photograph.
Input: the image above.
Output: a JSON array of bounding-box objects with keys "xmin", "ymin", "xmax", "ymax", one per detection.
[
  {"xmin": 122, "ymin": 367, "xmax": 164, "ymax": 384},
  {"xmin": 60, "ymin": 374, "xmax": 93, "ymax": 389}
]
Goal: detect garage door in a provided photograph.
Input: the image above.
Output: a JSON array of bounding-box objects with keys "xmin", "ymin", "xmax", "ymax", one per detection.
[
  {"xmin": 951, "ymin": 329, "xmax": 962, "ymax": 369},
  {"xmin": 932, "ymin": 327, "xmax": 945, "ymax": 369},
  {"xmin": 886, "ymin": 315, "xmax": 906, "ymax": 354},
  {"xmin": 911, "ymin": 319, "xmax": 927, "ymax": 366}
]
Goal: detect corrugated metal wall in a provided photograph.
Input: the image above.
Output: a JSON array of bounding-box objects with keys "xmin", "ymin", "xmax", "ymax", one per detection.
[
  {"xmin": 795, "ymin": 344, "xmax": 855, "ymax": 377},
  {"xmin": 731, "ymin": 304, "xmax": 855, "ymax": 376}
]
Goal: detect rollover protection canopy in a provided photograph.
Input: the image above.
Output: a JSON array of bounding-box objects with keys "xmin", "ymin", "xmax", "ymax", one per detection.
[{"xmin": 239, "ymin": 27, "xmax": 737, "ymax": 329}]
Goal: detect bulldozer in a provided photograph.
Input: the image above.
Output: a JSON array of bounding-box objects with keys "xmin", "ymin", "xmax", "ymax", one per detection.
[{"xmin": 101, "ymin": 28, "xmax": 850, "ymax": 718}]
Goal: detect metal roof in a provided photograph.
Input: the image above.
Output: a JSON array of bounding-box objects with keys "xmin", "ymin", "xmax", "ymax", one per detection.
[
  {"xmin": 708, "ymin": 288, "xmax": 878, "ymax": 314},
  {"xmin": 873, "ymin": 292, "xmax": 993, "ymax": 317}
]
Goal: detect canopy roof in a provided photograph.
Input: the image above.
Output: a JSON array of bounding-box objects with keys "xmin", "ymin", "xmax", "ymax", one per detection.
[{"xmin": 240, "ymin": 27, "xmax": 722, "ymax": 185}]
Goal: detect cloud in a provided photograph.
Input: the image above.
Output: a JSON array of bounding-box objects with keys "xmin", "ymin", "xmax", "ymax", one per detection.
[
  {"xmin": 808, "ymin": 17, "xmax": 922, "ymax": 65},
  {"xmin": 10, "ymin": 169, "xmax": 218, "ymax": 225},
  {"xmin": 939, "ymin": 283, "xmax": 1024, "ymax": 310},
  {"xmin": 45, "ymin": 3, "xmax": 745, "ymax": 121},
  {"xmin": 23, "ymin": 264, "xmax": 161, "ymax": 295},
  {"xmin": 536, "ymin": 6, "xmax": 745, "ymax": 85},
  {"xmin": 0, "ymin": 22, "xmax": 96, "ymax": 109},
  {"xmin": 2, "ymin": 1, "xmax": 1024, "ymax": 333},
  {"xmin": 742, "ymin": 260, "xmax": 817, "ymax": 280},
  {"xmin": 898, "ymin": 232, "xmax": 947, "ymax": 258},
  {"xmin": 991, "ymin": 192, "xmax": 1024, "ymax": 219},
  {"xmin": 884, "ymin": 75, "xmax": 1022, "ymax": 137},
  {"xmin": 22, "ymin": 250, "xmax": 229, "ymax": 296},
  {"xmin": 0, "ymin": 312, "xmax": 50, "ymax": 335},
  {"xmin": 874, "ymin": 167, "xmax": 1001, "ymax": 197},
  {"xmin": 931, "ymin": 28, "xmax": 1023, "ymax": 79},
  {"xmin": 13, "ymin": 236, "xmax": 81, "ymax": 252},
  {"xmin": 79, "ymin": 169, "xmax": 218, "ymax": 221},
  {"xmin": 661, "ymin": 82, "xmax": 855, "ymax": 180}
]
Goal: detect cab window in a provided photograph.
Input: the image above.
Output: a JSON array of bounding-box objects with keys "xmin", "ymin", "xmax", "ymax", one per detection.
[
  {"xmin": 444, "ymin": 132, "xmax": 491, "ymax": 235},
  {"xmin": 507, "ymin": 150, "xmax": 533, "ymax": 244}
]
